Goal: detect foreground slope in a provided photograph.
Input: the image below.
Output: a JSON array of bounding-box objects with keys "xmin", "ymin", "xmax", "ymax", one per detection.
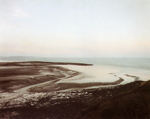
[
  {"xmin": 77, "ymin": 80, "xmax": 150, "ymax": 119},
  {"xmin": 0, "ymin": 80, "xmax": 149, "ymax": 119}
]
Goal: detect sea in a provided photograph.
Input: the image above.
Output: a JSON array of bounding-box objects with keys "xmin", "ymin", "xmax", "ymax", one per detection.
[
  {"xmin": 0, "ymin": 56, "xmax": 150, "ymax": 84},
  {"xmin": 0, "ymin": 56, "xmax": 150, "ymax": 70}
]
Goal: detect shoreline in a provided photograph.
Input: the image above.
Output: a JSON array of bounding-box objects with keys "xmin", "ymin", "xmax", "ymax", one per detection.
[
  {"xmin": 0, "ymin": 61, "xmax": 148, "ymax": 102},
  {"xmin": 0, "ymin": 61, "xmax": 125, "ymax": 93},
  {"xmin": 0, "ymin": 61, "xmax": 148, "ymax": 94},
  {"xmin": 0, "ymin": 61, "xmax": 149, "ymax": 118}
]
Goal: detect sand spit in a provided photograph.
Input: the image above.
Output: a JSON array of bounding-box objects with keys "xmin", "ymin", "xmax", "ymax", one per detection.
[
  {"xmin": 28, "ymin": 78, "xmax": 124, "ymax": 92},
  {"xmin": 125, "ymin": 74, "xmax": 140, "ymax": 81}
]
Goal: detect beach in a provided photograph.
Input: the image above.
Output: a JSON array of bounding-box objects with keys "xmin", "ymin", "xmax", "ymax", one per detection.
[
  {"xmin": 0, "ymin": 61, "xmax": 149, "ymax": 98},
  {"xmin": 0, "ymin": 60, "xmax": 149, "ymax": 118},
  {"xmin": 0, "ymin": 61, "xmax": 148, "ymax": 94}
]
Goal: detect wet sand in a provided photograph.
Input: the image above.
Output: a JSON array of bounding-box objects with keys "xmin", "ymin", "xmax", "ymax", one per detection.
[
  {"xmin": 0, "ymin": 61, "xmax": 125, "ymax": 106},
  {"xmin": 0, "ymin": 61, "xmax": 149, "ymax": 119},
  {"xmin": 0, "ymin": 61, "xmax": 126, "ymax": 94},
  {"xmin": 0, "ymin": 61, "xmax": 149, "ymax": 105}
]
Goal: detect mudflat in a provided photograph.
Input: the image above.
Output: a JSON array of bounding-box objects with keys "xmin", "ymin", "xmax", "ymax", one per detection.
[
  {"xmin": 0, "ymin": 61, "xmax": 149, "ymax": 119},
  {"xmin": 0, "ymin": 61, "xmax": 91, "ymax": 92},
  {"xmin": 0, "ymin": 61, "xmax": 124, "ymax": 93}
]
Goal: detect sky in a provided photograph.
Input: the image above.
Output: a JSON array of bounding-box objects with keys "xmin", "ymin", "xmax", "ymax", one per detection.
[{"xmin": 0, "ymin": 0, "xmax": 150, "ymax": 58}]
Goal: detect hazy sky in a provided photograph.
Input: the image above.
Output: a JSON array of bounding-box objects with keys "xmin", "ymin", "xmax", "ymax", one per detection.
[{"xmin": 0, "ymin": 0, "xmax": 150, "ymax": 57}]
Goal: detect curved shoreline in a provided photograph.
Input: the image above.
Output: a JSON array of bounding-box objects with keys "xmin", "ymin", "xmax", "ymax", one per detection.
[
  {"xmin": 28, "ymin": 78, "xmax": 124, "ymax": 92},
  {"xmin": 0, "ymin": 61, "xmax": 142, "ymax": 93},
  {"xmin": 0, "ymin": 61, "xmax": 145, "ymax": 103}
]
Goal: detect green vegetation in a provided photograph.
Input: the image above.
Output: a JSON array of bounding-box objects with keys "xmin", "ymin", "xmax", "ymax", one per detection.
[{"xmin": 78, "ymin": 80, "xmax": 150, "ymax": 119}]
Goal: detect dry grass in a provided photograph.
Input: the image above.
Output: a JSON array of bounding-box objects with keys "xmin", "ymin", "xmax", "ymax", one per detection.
[{"xmin": 78, "ymin": 80, "xmax": 150, "ymax": 119}]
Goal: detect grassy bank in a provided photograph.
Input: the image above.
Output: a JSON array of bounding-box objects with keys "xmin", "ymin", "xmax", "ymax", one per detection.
[{"xmin": 77, "ymin": 80, "xmax": 150, "ymax": 119}]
